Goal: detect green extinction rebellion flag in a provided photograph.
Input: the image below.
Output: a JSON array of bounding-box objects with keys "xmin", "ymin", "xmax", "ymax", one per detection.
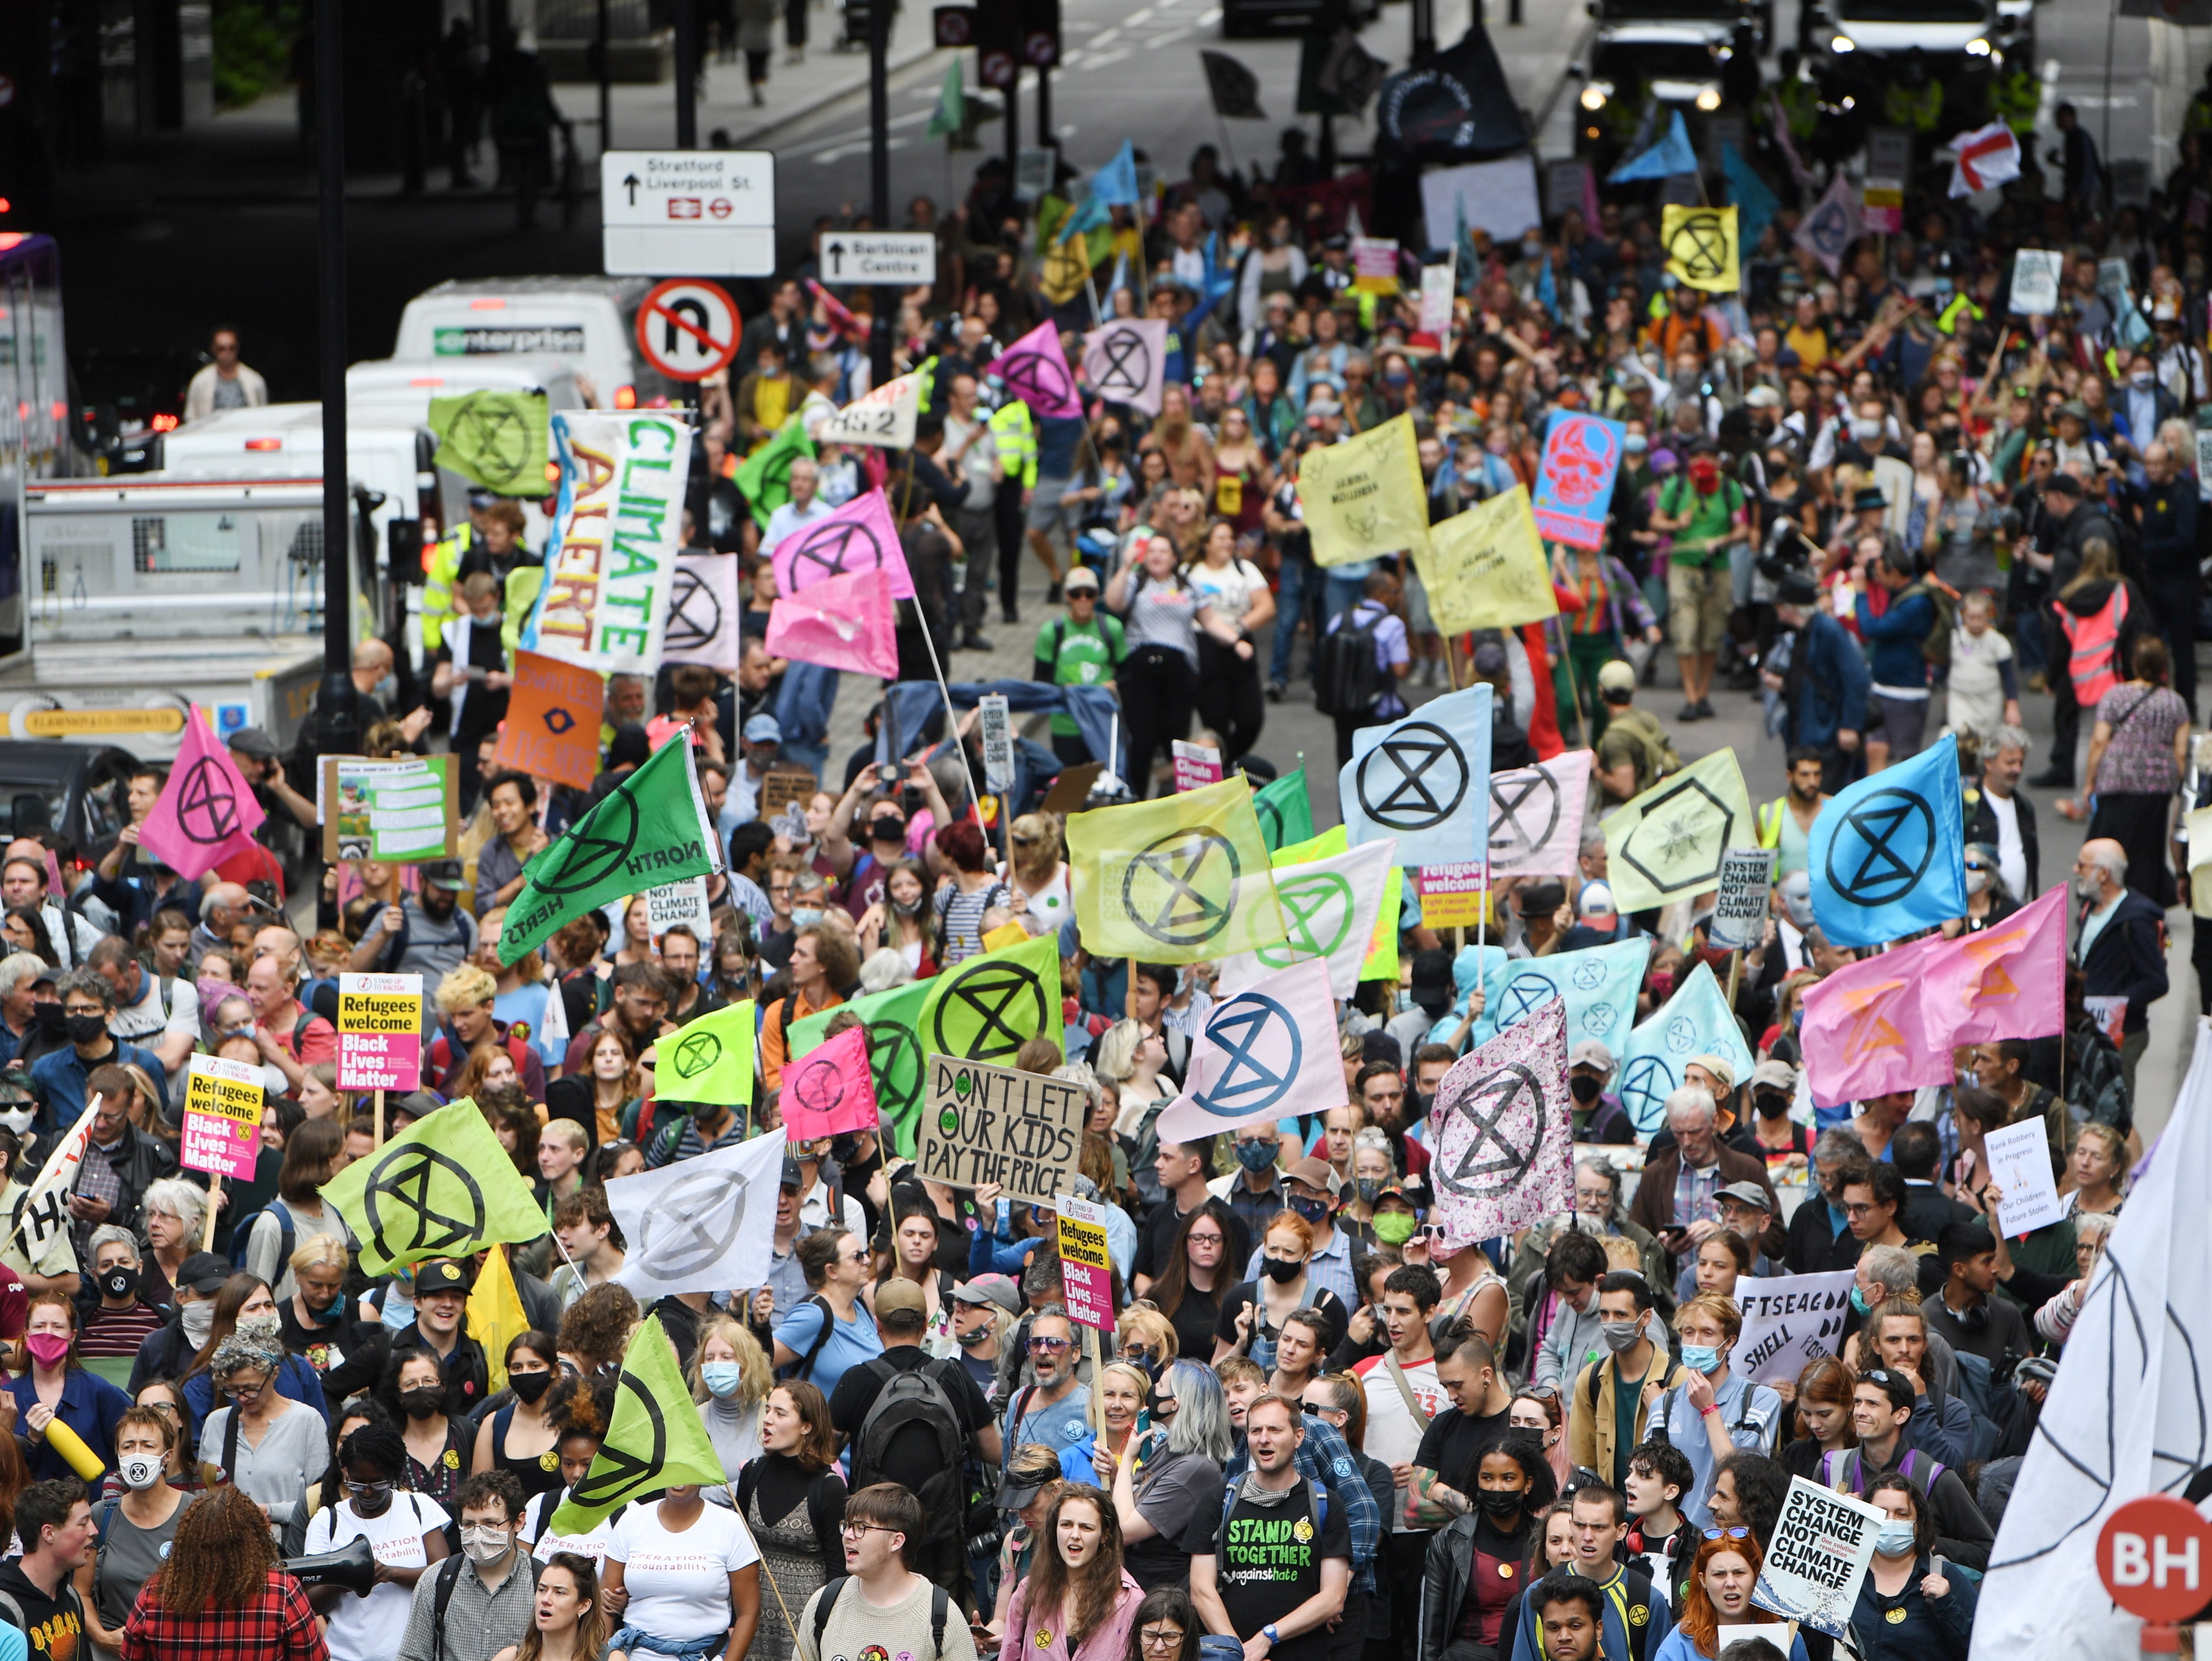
[
  {"xmin": 788, "ymin": 978, "xmax": 932, "ymax": 1154},
  {"xmin": 734, "ymin": 417, "xmax": 816, "ymax": 529},
  {"xmin": 549, "ymin": 1315, "xmax": 726, "ymax": 1532},
  {"xmin": 1253, "ymin": 768, "xmax": 1314, "ymax": 853},
  {"xmin": 427, "ymin": 391, "xmax": 551, "ymax": 496},
  {"xmin": 320, "ymin": 1100, "xmax": 549, "ymax": 1275},
  {"xmin": 499, "ymin": 738, "xmax": 720, "ymax": 966},
  {"xmin": 920, "ymin": 933, "xmax": 1062, "ymax": 1068},
  {"xmin": 656, "ymin": 999, "xmax": 756, "ymax": 1105}
]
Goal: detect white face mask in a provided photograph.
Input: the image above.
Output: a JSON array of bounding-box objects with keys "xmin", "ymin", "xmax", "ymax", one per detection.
[
  {"xmin": 179, "ymin": 1300, "xmax": 216, "ymax": 1346},
  {"xmin": 461, "ymin": 1524, "xmax": 515, "ymax": 1567},
  {"xmin": 119, "ymin": 1453, "xmax": 163, "ymax": 1492},
  {"xmin": 0, "ymin": 1106, "xmax": 32, "ymax": 1136},
  {"xmin": 1965, "ymin": 868, "xmax": 1989, "ymax": 897}
]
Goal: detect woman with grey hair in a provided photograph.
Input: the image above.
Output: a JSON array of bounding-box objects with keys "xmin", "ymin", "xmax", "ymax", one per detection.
[
  {"xmin": 139, "ymin": 1176, "xmax": 206, "ymax": 1303},
  {"xmin": 1108, "ymin": 1358, "xmax": 1232, "ymax": 1591},
  {"xmin": 196, "ymin": 1329, "xmax": 325, "ymax": 1545}
]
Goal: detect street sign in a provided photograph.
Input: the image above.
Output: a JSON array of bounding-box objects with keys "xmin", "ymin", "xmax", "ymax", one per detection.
[
  {"xmin": 600, "ymin": 149, "xmax": 775, "ymax": 277},
  {"xmin": 818, "ymin": 231, "xmax": 937, "ymax": 287},
  {"xmin": 2099, "ymin": 1497, "xmax": 2212, "ymax": 1625},
  {"xmin": 1021, "ymin": 0, "xmax": 1060, "ymax": 64},
  {"xmin": 934, "ymin": 5, "xmax": 974, "ymax": 45},
  {"xmin": 634, "ymin": 278, "xmax": 743, "ymax": 383},
  {"xmin": 979, "ymin": 47, "xmax": 1016, "ymax": 88}
]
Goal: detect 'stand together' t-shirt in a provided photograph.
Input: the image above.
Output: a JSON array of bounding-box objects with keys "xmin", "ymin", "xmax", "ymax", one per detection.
[
  {"xmin": 1201, "ymin": 1476, "xmax": 1352, "ymax": 1661},
  {"xmin": 606, "ymin": 1500, "xmax": 762, "ymax": 1642}
]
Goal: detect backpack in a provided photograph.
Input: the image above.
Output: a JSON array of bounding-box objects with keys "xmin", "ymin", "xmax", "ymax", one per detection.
[
  {"xmin": 2067, "ymin": 1020, "xmax": 2134, "ymax": 1139},
  {"xmin": 812, "ymin": 1575, "xmax": 952, "ymax": 1661},
  {"xmin": 1823, "ymin": 1444, "xmax": 1947, "ymax": 1499},
  {"xmin": 1896, "ymin": 580, "xmax": 1959, "ymax": 667},
  {"xmin": 792, "ymin": 1294, "xmax": 840, "ymax": 1383},
  {"xmin": 849, "ymin": 1355, "xmax": 969, "ymax": 1545},
  {"xmin": 228, "ymin": 1198, "xmax": 296, "ymax": 1274},
  {"xmin": 430, "ymin": 1547, "xmax": 541, "ymax": 1661},
  {"xmin": 1313, "ymin": 607, "xmax": 1387, "ymax": 718}
]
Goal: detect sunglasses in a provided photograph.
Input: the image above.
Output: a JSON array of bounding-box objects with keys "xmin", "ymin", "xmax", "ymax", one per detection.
[
  {"xmin": 1028, "ymin": 1336, "xmax": 1071, "ymax": 1352},
  {"xmin": 1704, "ymin": 1527, "xmax": 1752, "ymax": 1541}
]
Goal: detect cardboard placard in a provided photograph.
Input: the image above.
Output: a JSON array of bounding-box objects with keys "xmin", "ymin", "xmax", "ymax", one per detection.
[
  {"xmin": 336, "ymin": 972, "xmax": 423, "ymax": 1093},
  {"xmin": 495, "ymin": 649, "xmax": 606, "ymax": 790},
  {"xmin": 916, "ymin": 1055, "xmax": 1085, "ymax": 1205},
  {"xmin": 1709, "ymin": 847, "xmax": 1778, "ymax": 952},
  {"xmin": 1040, "ymin": 761, "xmax": 1103, "ymax": 815},
  {"xmin": 320, "ymin": 756, "xmax": 460, "ymax": 863},
  {"xmin": 180, "ymin": 1054, "xmax": 266, "ymax": 1180},
  {"xmin": 1735, "ymin": 1270, "xmax": 1855, "ymax": 1384},
  {"xmin": 1056, "ymin": 1191, "xmax": 1114, "ymax": 1329},
  {"xmin": 1754, "ymin": 1478, "xmax": 1885, "ymax": 1637},
  {"xmin": 1172, "ymin": 741, "xmax": 1222, "ymax": 793},
  {"xmin": 759, "ymin": 767, "xmax": 818, "ymax": 819},
  {"xmin": 1418, "ymin": 862, "xmax": 1491, "ymax": 929}
]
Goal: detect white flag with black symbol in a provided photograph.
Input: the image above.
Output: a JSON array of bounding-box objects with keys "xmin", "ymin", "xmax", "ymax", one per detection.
[
  {"xmin": 1216, "ymin": 838, "xmax": 1395, "ymax": 1001},
  {"xmin": 605, "ymin": 1131, "xmax": 784, "ymax": 1298},
  {"xmin": 8, "ymin": 1096, "xmax": 99, "ymax": 1261},
  {"xmin": 1338, "ymin": 684, "xmax": 1492, "ymax": 869},
  {"xmin": 1154, "ymin": 958, "xmax": 1345, "ymax": 1142}
]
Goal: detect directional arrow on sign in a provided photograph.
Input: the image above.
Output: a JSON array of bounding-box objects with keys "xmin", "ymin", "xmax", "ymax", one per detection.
[{"xmin": 623, "ymin": 173, "xmax": 639, "ymax": 204}]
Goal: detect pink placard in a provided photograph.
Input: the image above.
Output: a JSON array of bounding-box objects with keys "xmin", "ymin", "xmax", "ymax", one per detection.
[
  {"xmin": 337, "ymin": 973, "xmax": 422, "ymax": 1092},
  {"xmin": 1172, "ymin": 741, "xmax": 1223, "ymax": 793},
  {"xmin": 180, "ymin": 1055, "xmax": 265, "ymax": 1180},
  {"xmin": 1055, "ymin": 1193, "xmax": 1115, "ymax": 1330}
]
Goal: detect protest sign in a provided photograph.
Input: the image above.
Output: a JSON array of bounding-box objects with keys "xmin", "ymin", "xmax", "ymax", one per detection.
[
  {"xmin": 2010, "ymin": 249, "xmax": 2063, "ymax": 315},
  {"xmin": 1415, "ymin": 487, "xmax": 1557, "ymax": 633},
  {"xmin": 180, "ymin": 1054, "xmax": 266, "ymax": 1181},
  {"xmin": 979, "ymin": 694, "xmax": 1014, "ymax": 794},
  {"xmin": 646, "ymin": 878, "xmax": 714, "ymax": 943},
  {"xmin": 522, "ymin": 412, "xmax": 690, "ymax": 676},
  {"xmin": 1735, "ymin": 1271, "xmax": 1854, "ymax": 1385},
  {"xmin": 495, "ymin": 650, "xmax": 605, "ymax": 789},
  {"xmin": 1986, "ymin": 1118, "xmax": 2066, "ymax": 1235},
  {"xmin": 320, "ymin": 756, "xmax": 460, "ymax": 863},
  {"xmin": 1709, "ymin": 848, "xmax": 1778, "ymax": 952},
  {"xmin": 1300, "ymin": 413, "xmax": 1431, "ymax": 566},
  {"xmin": 1754, "ymin": 1478, "xmax": 1885, "ymax": 1636},
  {"xmin": 1532, "ymin": 414, "xmax": 1626, "ymax": 549},
  {"xmin": 1172, "ymin": 741, "xmax": 1223, "ymax": 793},
  {"xmin": 336, "ymin": 973, "xmax": 423, "ymax": 1094},
  {"xmin": 1418, "ymin": 863, "xmax": 1489, "ymax": 930},
  {"xmin": 759, "ymin": 768, "xmax": 818, "ymax": 818},
  {"xmin": 916, "ymin": 1056, "xmax": 1085, "ymax": 1205},
  {"xmin": 1418, "ymin": 261, "xmax": 1454, "ymax": 336},
  {"xmin": 1352, "ymin": 236, "xmax": 1400, "ymax": 293},
  {"xmin": 1056, "ymin": 1193, "xmax": 1114, "ymax": 1329}
]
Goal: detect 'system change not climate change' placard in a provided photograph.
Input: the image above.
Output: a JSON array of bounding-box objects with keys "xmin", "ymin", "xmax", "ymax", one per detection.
[{"xmin": 916, "ymin": 1056, "xmax": 1084, "ymax": 1205}]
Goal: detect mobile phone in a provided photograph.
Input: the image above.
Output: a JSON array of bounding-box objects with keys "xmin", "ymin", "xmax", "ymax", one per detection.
[{"xmin": 1134, "ymin": 1408, "xmax": 1152, "ymax": 1440}]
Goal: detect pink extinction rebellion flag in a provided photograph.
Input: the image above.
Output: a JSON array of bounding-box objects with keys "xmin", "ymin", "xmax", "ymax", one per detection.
[
  {"xmin": 991, "ymin": 320, "xmax": 1084, "ymax": 418},
  {"xmin": 1426, "ymin": 997, "xmax": 1573, "ymax": 1247},
  {"xmin": 139, "ymin": 708, "xmax": 266, "ymax": 881},
  {"xmin": 1799, "ymin": 885, "xmax": 2067, "ymax": 1106},
  {"xmin": 770, "ymin": 487, "xmax": 916, "ymax": 602},
  {"xmin": 780, "ymin": 1025, "xmax": 880, "ymax": 1139},
  {"xmin": 764, "ymin": 566, "xmax": 900, "ymax": 681}
]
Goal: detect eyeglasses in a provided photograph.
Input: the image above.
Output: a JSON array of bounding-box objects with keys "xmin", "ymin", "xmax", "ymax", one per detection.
[
  {"xmin": 1141, "ymin": 1631, "xmax": 1186, "ymax": 1652},
  {"xmin": 1185, "ymin": 1232, "xmax": 1224, "ymax": 1247},
  {"xmin": 1704, "ymin": 1527, "xmax": 1752, "ymax": 1542},
  {"xmin": 1028, "ymin": 1336, "xmax": 1070, "ymax": 1352},
  {"xmin": 840, "ymin": 1522, "xmax": 901, "ymax": 1538},
  {"xmin": 1520, "ymin": 1384, "xmax": 1560, "ymax": 1401},
  {"xmin": 345, "ymin": 1480, "xmax": 393, "ymax": 1497},
  {"xmin": 1842, "ymin": 1201, "xmax": 1877, "ymax": 1217}
]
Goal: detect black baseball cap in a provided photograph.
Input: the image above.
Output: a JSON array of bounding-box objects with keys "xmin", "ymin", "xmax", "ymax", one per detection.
[
  {"xmin": 414, "ymin": 1260, "xmax": 471, "ymax": 1297},
  {"xmin": 178, "ymin": 1252, "xmax": 232, "ymax": 1296}
]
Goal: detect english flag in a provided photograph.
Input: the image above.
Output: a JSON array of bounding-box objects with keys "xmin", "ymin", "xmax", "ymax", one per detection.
[{"xmin": 1948, "ymin": 121, "xmax": 2021, "ymax": 198}]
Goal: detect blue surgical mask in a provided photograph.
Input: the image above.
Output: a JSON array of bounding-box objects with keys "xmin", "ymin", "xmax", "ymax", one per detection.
[
  {"xmin": 1680, "ymin": 1344, "xmax": 1722, "ymax": 1375},
  {"xmin": 1875, "ymin": 1521, "xmax": 1918, "ymax": 1557},
  {"xmin": 791, "ymin": 907, "xmax": 824, "ymax": 929},
  {"xmin": 1625, "ymin": 432, "xmax": 1648, "ymax": 455},
  {"xmin": 701, "ymin": 1362, "xmax": 744, "ymax": 1399},
  {"xmin": 1849, "ymin": 1284, "xmax": 1871, "ymax": 1315},
  {"xmin": 1235, "ymin": 1140, "xmax": 1278, "ymax": 1174}
]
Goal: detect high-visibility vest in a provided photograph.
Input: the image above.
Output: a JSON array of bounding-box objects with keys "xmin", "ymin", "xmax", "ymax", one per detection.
[
  {"xmin": 1884, "ymin": 79, "xmax": 1943, "ymax": 133},
  {"xmin": 2060, "ymin": 584, "xmax": 2130, "ymax": 708},
  {"xmin": 990, "ymin": 400, "xmax": 1038, "ymax": 490},
  {"xmin": 1936, "ymin": 293, "xmax": 1983, "ymax": 337},
  {"xmin": 1756, "ymin": 797, "xmax": 1790, "ymax": 850},
  {"xmin": 502, "ymin": 564, "xmax": 543, "ymax": 660},
  {"xmin": 1992, "ymin": 68, "xmax": 2040, "ymax": 134},
  {"xmin": 421, "ymin": 524, "xmax": 477, "ymax": 652}
]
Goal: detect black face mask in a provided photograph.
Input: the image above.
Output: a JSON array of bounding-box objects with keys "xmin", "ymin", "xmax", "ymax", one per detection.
[
  {"xmin": 1262, "ymin": 1256, "xmax": 1304, "ymax": 1284},
  {"xmin": 1753, "ymin": 1090, "xmax": 1790, "ymax": 1120},
  {"xmin": 1569, "ymin": 1075, "xmax": 1603, "ymax": 1104},
  {"xmin": 508, "ymin": 1370, "xmax": 554, "ymax": 1405},
  {"xmin": 1477, "ymin": 1486, "xmax": 1527, "ymax": 1520},
  {"xmin": 30, "ymin": 1003, "xmax": 62, "ymax": 1035},
  {"xmin": 64, "ymin": 1013, "xmax": 107, "ymax": 1046},
  {"xmin": 101, "ymin": 1269, "xmax": 134, "ymax": 1301},
  {"xmin": 872, "ymin": 814, "xmax": 907, "ymax": 844},
  {"xmin": 400, "ymin": 1387, "xmax": 445, "ymax": 1420}
]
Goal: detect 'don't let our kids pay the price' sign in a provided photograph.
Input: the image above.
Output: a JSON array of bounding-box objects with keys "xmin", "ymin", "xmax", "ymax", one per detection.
[{"xmin": 180, "ymin": 1054, "xmax": 266, "ymax": 1181}]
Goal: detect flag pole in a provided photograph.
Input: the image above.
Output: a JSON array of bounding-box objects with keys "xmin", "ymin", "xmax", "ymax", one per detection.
[
  {"xmin": 729, "ymin": 1490, "xmax": 801, "ymax": 1635},
  {"xmin": 374, "ymin": 1088, "xmax": 384, "ymax": 1150},
  {"xmin": 910, "ymin": 596, "xmax": 989, "ymax": 835},
  {"xmin": 202, "ymin": 1176, "xmax": 222, "ymax": 1252}
]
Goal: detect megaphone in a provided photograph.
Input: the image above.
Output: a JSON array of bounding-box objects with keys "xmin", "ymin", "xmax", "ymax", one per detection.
[{"xmin": 281, "ymin": 1535, "xmax": 376, "ymax": 1599}]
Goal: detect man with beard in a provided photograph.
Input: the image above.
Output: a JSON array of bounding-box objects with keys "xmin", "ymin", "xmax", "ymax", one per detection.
[
  {"xmin": 1764, "ymin": 570, "xmax": 1868, "ymax": 796},
  {"xmin": 560, "ymin": 960, "xmax": 672, "ymax": 1076},
  {"xmin": 1755, "ymin": 746, "xmax": 1831, "ymax": 881},
  {"xmin": 348, "ymin": 860, "xmax": 479, "ymax": 982},
  {"xmin": 1647, "ymin": 440, "xmax": 1745, "ymax": 722},
  {"xmin": 997, "ymin": 1305, "xmax": 1091, "ymax": 1467}
]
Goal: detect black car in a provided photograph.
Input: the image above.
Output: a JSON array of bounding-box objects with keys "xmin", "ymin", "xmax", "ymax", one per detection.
[{"xmin": 0, "ymin": 741, "xmax": 143, "ymax": 862}]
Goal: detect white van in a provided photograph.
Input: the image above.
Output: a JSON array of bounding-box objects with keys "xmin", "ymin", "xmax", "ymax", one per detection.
[
  {"xmin": 390, "ymin": 277, "xmax": 672, "ymax": 412},
  {"xmin": 152, "ymin": 403, "xmax": 439, "ymax": 582},
  {"xmin": 344, "ymin": 354, "xmax": 588, "ymax": 430}
]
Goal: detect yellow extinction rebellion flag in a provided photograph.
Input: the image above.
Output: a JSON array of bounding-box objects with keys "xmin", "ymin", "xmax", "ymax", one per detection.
[
  {"xmin": 1661, "ymin": 204, "xmax": 1740, "ymax": 294},
  {"xmin": 1067, "ymin": 776, "xmax": 1285, "ymax": 964},
  {"xmin": 1414, "ymin": 486, "xmax": 1558, "ymax": 635},
  {"xmin": 320, "ymin": 1100, "xmax": 548, "ymax": 1275},
  {"xmin": 1300, "ymin": 413, "xmax": 1431, "ymax": 567},
  {"xmin": 1602, "ymin": 746, "xmax": 1757, "ymax": 913},
  {"xmin": 548, "ymin": 1315, "xmax": 727, "ymax": 1532}
]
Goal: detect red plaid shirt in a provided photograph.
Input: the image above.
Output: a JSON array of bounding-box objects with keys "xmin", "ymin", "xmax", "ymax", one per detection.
[{"xmin": 119, "ymin": 1569, "xmax": 328, "ymax": 1661}]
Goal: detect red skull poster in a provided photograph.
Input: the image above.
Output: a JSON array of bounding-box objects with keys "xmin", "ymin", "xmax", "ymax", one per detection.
[{"xmin": 1530, "ymin": 412, "xmax": 1626, "ymax": 549}]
